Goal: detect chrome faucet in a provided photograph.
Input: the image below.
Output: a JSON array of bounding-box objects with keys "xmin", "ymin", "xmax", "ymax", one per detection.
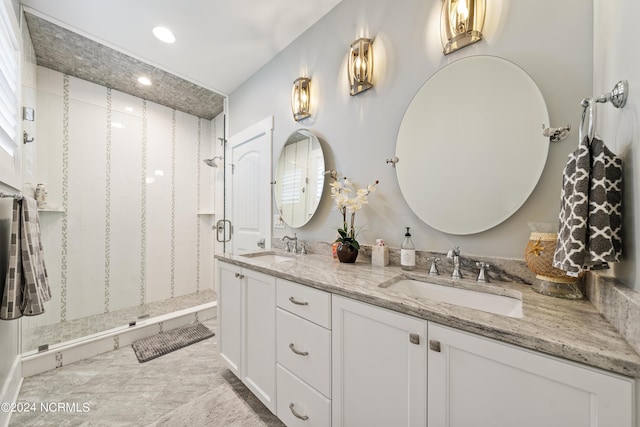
[
  {"xmin": 427, "ymin": 257, "xmax": 440, "ymax": 276},
  {"xmin": 282, "ymin": 233, "xmax": 299, "ymax": 253},
  {"xmin": 447, "ymin": 246, "xmax": 463, "ymax": 279},
  {"xmin": 476, "ymin": 262, "xmax": 490, "ymax": 283}
]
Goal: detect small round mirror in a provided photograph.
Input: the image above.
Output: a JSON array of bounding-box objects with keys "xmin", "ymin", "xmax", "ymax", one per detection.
[{"xmin": 275, "ymin": 129, "xmax": 325, "ymax": 228}]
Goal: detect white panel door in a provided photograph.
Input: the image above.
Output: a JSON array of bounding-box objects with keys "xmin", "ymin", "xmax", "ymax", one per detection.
[
  {"xmin": 228, "ymin": 116, "xmax": 273, "ymax": 253},
  {"xmin": 428, "ymin": 323, "xmax": 634, "ymax": 427}
]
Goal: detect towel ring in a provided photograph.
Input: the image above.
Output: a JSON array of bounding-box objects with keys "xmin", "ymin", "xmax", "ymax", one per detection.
[
  {"xmin": 579, "ymin": 97, "xmax": 596, "ymax": 142},
  {"xmin": 579, "ymin": 80, "xmax": 629, "ymax": 143}
]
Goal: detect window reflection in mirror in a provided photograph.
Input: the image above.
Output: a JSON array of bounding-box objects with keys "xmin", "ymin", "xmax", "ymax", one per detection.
[{"xmin": 275, "ymin": 129, "xmax": 325, "ymax": 228}]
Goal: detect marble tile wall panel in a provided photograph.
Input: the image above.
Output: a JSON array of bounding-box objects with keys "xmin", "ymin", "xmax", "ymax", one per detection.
[
  {"xmin": 145, "ymin": 102, "xmax": 174, "ymax": 304},
  {"xmin": 66, "ymin": 82, "xmax": 107, "ymax": 320},
  {"xmin": 174, "ymin": 111, "xmax": 199, "ymax": 298},
  {"xmin": 108, "ymin": 90, "xmax": 143, "ymax": 312}
]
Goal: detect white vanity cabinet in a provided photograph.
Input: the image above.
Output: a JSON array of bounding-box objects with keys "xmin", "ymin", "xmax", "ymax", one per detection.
[
  {"xmin": 331, "ymin": 295, "xmax": 428, "ymax": 427},
  {"xmin": 218, "ymin": 260, "xmax": 636, "ymax": 427},
  {"xmin": 217, "ymin": 261, "xmax": 277, "ymax": 413},
  {"xmin": 427, "ymin": 323, "xmax": 635, "ymax": 427},
  {"xmin": 276, "ymin": 279, "xmax": 332, "ymax": 427}
]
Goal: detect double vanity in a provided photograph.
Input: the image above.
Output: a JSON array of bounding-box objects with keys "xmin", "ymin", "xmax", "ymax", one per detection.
[{"xmin": 216, "ymin": 251, "xmax": 640, "ymax": 427}]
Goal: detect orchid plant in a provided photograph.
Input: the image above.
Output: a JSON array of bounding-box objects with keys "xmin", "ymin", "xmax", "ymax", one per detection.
[{"xmin": 330, "ymin": 176, "xmax": 379, "ymax": 250}]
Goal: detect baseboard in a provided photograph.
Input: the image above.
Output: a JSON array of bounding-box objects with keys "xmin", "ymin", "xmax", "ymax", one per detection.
[
  {"xmin": 21, "ymin": 301, "xmax": 217, "ymax": 378},
  {"xmin": 0, "ymin": 355, "xmax": 23, "ymax": 427}
]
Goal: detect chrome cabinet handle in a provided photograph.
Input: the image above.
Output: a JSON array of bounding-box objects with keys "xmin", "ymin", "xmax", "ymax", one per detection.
[
  {"xmin": 234, "ymin": 273, "xmax": 244, "ymax": 279},
  {"xmin": 288, "ymin": 296, "xmax": 309, "ymax": 306},
  {"xmin": 289, "ymin": 403, "xmax": 309, "ymax": 421},
  {"xmin": 429, "ymin": 339, "xmax": 441, "ymax": 352},
  {"xmin": 289, "ymin": 343, "xmax": 309, "ymax": 356}
]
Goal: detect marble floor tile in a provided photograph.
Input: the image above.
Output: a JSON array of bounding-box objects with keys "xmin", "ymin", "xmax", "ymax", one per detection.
[{"xmin": 10, "ymin": 318, "xmax": 284, "ymax": 427}]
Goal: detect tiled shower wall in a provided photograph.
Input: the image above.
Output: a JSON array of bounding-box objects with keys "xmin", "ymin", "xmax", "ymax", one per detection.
[{"xmin": 22, "ymin": 66, "xmax": 216, "ymax": 344}]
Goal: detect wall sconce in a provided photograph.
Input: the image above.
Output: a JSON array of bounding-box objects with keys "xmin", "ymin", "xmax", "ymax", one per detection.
[
  {"xmin": 291, "ymin": 77, "xmax": 311, "ymax": 121},
  {"xmin": 441, "ymin": 0, "xmax": 485, "ymax": 55},
  {"xmin": 348, "ymin": 38, "xmax": 373, "ymax": 96}
]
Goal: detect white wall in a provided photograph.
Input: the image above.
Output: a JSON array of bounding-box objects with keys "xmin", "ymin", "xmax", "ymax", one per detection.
[
  {"xmin": 593, "ymin": 0, "xmax": 640, "ymax": 292},
  {"xmin": 229, "ymin": 0, "xmax": 593, "ymax": 261},
  {"xmin": 20, "ymin": 67, "xmax": 216, "ymax": 340}
]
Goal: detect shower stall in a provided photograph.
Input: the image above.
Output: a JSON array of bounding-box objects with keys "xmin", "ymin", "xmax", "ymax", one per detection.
[{"xmin": 20, "ymin": 68, "xmax": 222, "ymax": 355}]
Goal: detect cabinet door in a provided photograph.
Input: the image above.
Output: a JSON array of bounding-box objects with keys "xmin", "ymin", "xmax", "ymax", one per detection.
[
  {"xmin": 332, "ymin": 295, "xmax": 427, "ymax": 427},
  {"xmin": 428, "ymin": 323, "xmax": 634, "ymax": 427},
  {"xmin": 217, "ymin": 261, "xmax": 243, "ymax": 377},
  {"xmin": 244, "ymin": 268, "xmax": 277, "ymax": 413}
]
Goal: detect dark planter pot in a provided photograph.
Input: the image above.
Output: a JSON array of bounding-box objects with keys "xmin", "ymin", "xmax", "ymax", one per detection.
[{"xmin": 336, "ymin": 242, "xmax": 359, "ymax": 263}]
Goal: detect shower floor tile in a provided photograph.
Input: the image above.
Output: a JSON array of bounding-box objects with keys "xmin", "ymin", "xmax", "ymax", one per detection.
[
  {"xmin": 23, "ymin": 289, "xmax": 217, "ymax": 353},
  {"xmin": 10, "ymin": 318, "xmax": 285, "ymax": 427}
]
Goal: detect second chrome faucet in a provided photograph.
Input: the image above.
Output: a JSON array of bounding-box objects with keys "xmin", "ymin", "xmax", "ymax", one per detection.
[{"xmin": 447, "ymin": 246, "xmax": 463, "ymax": 279}]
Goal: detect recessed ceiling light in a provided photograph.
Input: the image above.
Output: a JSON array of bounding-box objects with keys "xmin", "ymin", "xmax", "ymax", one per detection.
[
  {"xmin": 138, "ymin": 76, "xmax": 152, "ymax": 86},
  {"xmin": 153, "ymin": 26, "xmax": 176, "ymax": 44}
]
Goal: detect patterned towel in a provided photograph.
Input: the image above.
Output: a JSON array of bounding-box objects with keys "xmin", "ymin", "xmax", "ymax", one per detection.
[
  {"xmin": 1, "ymin": 200, "xmax": 23, "ymax": 320},
  {"xmin": 553, "ymin": 136, "xmax": 623, "ymax": 276},
  {"xmin": 0, "ymin": 196, "xmax": 51, "ymax": 320}
]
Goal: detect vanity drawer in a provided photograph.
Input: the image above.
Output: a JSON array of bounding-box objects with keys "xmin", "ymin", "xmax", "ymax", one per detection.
[
  {"xmin": 277, "ymin": 279, "xmax": 331, "ymax": 329},
  {"xmin": 277, "ymin": 308, "xmax": 331, "ymax": 397},
  {"xmin": 277, "ymin": 364, "xmax": 331, "ymax": 427}
]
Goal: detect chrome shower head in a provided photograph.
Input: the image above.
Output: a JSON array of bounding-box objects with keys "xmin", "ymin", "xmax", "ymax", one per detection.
[{"xmin": 203, "ymin": 156, "xmax": 223, "ymax": 167}]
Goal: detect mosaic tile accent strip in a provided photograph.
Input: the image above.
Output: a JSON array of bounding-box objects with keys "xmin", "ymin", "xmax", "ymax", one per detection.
[
  {"xmin": 55, "ymin": 352, "xmax": 63, "ymax": 369},
  {"xmin": 113, "ymin": 335, "xmax": 120, "ymax": 350},
  {"xmin": 196, "ymin": 119, "xmax": 202, "ymax": 293},
  {"xmin": 104, "ymin": 87, "xmax": 112, "ymax": 314},
  {"xmin": 170, "ymin": 110, "xmax": 176, "ymax": 298},
  {"xmin": 140, "ymin": 100, "xmax": 147, "ymax": 305},
  {"xmin": 60, "ymin": 74, "xmax": 70, "ymax": 322}
]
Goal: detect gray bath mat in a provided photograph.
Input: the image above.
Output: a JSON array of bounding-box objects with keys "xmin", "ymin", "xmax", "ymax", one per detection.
[{"xmin": 132, "ymin": 323, "xmax": 215, "ymax": 363}]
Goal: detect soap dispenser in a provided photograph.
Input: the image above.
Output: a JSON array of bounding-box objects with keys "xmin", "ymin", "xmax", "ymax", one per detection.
[{"xmin": 401, "ymin": 227, "xmax": 416, "ymax": 271}]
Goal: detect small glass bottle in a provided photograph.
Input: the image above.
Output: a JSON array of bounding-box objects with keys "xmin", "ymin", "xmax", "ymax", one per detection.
[{"xmin": 401, "ymin": 227, "xmax": 416, "ymax": 271}]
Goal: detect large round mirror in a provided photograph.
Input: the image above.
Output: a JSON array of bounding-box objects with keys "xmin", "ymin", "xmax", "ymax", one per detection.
[
  {"xmin": 396, "ymin": 56, "xmax": 549, "ymax": 235},
  {"xmin": 275, "ymin": 129, "xmax": 325, "ymax": 228}
]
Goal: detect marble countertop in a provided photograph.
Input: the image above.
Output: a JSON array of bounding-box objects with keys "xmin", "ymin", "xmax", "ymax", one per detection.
[{"xmin": 215, "ymin": 251, "xmax": 640, "ymax": 378}]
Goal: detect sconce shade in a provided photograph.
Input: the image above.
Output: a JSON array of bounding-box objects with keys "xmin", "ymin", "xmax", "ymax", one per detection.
[
  {"xmin": 291, "ymin": 77, "xmax": 311, "ymax": 121},
  {"xmin": 441, "ymin": 0, "xmax": 485, "ymax": 55},
  {"xmin": 348, "ymin": 38, "xmax": 374, "ymax": 96}
]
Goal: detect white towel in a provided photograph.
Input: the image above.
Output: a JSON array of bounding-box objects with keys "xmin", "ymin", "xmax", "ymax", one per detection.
[{"xmin": 553, "ymin": 136, "xmax": 623, "ymax": 276}]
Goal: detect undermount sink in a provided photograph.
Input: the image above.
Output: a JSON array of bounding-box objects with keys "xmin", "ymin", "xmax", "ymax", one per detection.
[
  {"xmin": 382, "ymin": 279, "xmax": 523, "ymax": 318},
  {"xmin": 240, "ymin": 251, "xmax": 295, "ymax": 263}
]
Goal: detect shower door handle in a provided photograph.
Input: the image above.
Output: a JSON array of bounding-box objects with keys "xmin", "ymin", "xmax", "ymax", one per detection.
[{"xmin": 215, "ymin": 219, "xmax": 232, "ymax": 243}]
